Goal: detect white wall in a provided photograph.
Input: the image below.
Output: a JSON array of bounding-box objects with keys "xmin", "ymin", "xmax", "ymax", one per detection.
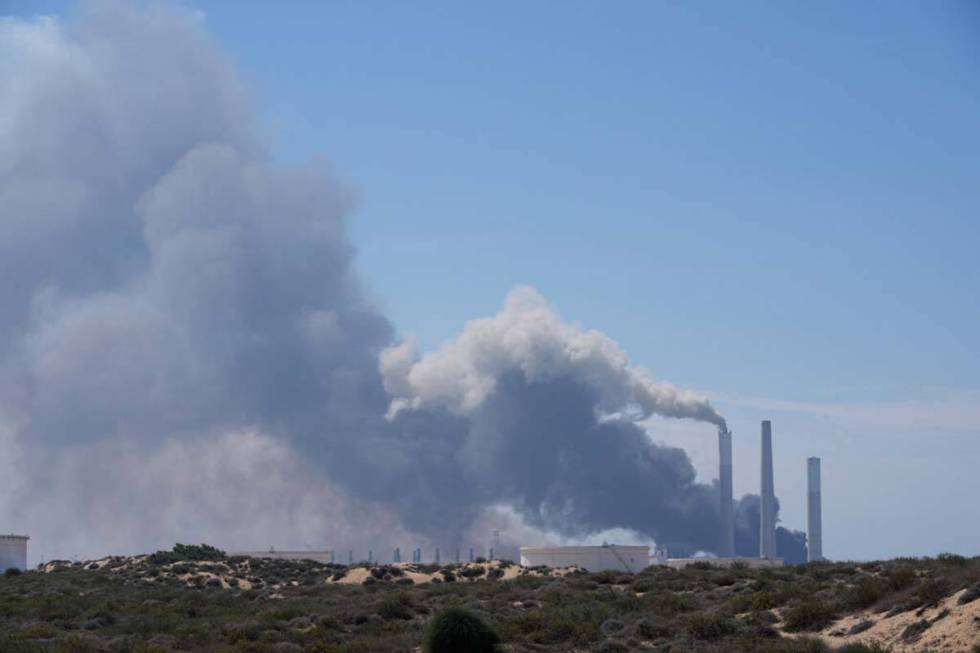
[
  {"xmin": 0, "ymin": 536, "xmax": 28, "ymax": 571},
  {"xmin": 520, "ymin": 546, "xmax": 649, "ymax": 573}
]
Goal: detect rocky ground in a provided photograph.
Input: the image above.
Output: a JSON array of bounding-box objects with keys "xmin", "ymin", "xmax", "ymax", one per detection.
[{"xmin": 1, "ymin": 549, "xmax": 978, "ymax": 652}]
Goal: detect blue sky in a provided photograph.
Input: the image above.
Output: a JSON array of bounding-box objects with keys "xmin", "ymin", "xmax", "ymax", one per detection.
[{"xmin": 9, "ymin": 1, "xmax": 980, "ymax": 560}]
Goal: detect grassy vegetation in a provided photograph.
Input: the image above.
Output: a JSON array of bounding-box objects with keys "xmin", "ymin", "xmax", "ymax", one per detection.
[{"xmin": 1, "ymin": 553, "xmax": 977, "ymax": 652}]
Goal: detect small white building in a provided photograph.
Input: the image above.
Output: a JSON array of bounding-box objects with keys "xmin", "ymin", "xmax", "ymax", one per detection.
[
  {"xmin": 0, "ymin": 534, "xmax": 29, "ymax": 572},
  {"xmin": 520, "ymin": 544, "xmax": 650, "ymax": 573}
]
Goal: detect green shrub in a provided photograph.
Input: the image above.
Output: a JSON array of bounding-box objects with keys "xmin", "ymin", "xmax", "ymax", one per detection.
[
  {"xmin": 423, "ymin": 607, "xmax": 500, "ymax": 653},
  {"xmin": 5, "ymin": 567, "xmax": 22, "ymax": 576},
  {"xmin": 458, "ymin": 566, "xmax": 485, "ymax": 579},
  {"xmin": 783, "ymin": 600, "xmax": 837, "ymax": 632},
  {"xmin": 834, "ymin": 644, "xmax": 892, "ymax": 653},
  {"xmin": 886, "ymin": 566, "xmax": 916, "ymax": 591},
  {"xmin": 958, "ymin": 583, "xmax": 980, "ymax": 605},
  {"xmin": 377, "ymin": 594, "xmax": 413, "ymax": 620},
  {"xmin": 149, "ymin": 543, "xmax": 226, "ymax": 565},
  {"xmin": 633, "ymin": 617, "xmax": 673, "ymax": 640},
  {"xmin": 936, "ymin": 553, "xmax": 968, "ymax": 567},
  {"xmin": 847, "ymin": 620, "xmax": 873, "ymax": 635},
  {"xmin": 916, "ymin": 578, "xmax": 948, "ymax": 606},
  {"xmin": 685, "ymin": 613, "xmax": 738, "ymax": 640},
  {"xmin": 901, "ymin": 619, "xmax": 930, "ymax": 641},
  {"xmin": 844, "ymin": 579, "xmax": 883, "ymax": 610},
  {"xmin": 644, "ymin": 591, "xmax": 696, "ymax": 614}
]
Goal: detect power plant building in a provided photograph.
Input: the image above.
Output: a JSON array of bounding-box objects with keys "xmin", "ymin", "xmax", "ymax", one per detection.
[
  {"xmin": 807, "ymin": 457, "xmax": 823, "ymax": 562},
  {"xmin": 519, "ymin": 419, "xmax": 823, "ymax": 571},
  {"xmin": 0, "ymin": 534, "xmax": 29, "ymax": 572}
]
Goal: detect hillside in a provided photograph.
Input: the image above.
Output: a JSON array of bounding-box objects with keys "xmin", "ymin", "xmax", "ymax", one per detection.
[{"xmin": 1, "ymin": 550, "xmax": 978, "ymax": 652}]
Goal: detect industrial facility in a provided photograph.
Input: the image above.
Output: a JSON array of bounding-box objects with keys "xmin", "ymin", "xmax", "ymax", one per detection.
[
  {"xmin": 0, "ymin": 534, "xmax": 29, "ymax": 572},
  {"xmin": 519, "ymin": 419, "xmax": 825, "ymax": 572},
  {"xmin": 520, "ymin": 545, "xmax": 650, "ymax": 573}
]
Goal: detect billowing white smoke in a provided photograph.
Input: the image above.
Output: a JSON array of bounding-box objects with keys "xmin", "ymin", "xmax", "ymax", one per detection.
[
  {"xmin": 381, "ymin": 286, "xmax": 725, "ymax": 427},
  {"xmin": 0, "ymin": 1, "xmax": 394, "ymax": 560},
  {"xmin": 1, "ymin": 2, "xmax": 801, "ymax": 564}
]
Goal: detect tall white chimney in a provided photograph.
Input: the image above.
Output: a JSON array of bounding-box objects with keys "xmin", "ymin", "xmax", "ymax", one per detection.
[
  {"xmin": 718, "ymin": 427, "xmax": 735, "ymax": 557},
  {"xmin": 807, "ymin": 457, "xmax": 823, "ymax": 562},
  {"xmin": 760, "ymin": 420, "xmax": 776, "ymax": 558}
]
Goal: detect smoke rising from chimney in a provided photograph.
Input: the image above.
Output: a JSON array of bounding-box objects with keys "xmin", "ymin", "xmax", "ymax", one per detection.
[{"xmin": 0, "ymin": 1, "xmax": 803, "ymax": 562}]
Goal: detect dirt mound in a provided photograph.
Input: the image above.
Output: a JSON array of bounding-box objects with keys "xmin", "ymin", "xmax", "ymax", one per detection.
[
  {"xmin": 815, "ymin": 587, "xmax": 980, "ymax": 652},
  {"xmin": 39, "ymin": 555, "xmax": 567, "ymax": 590}
]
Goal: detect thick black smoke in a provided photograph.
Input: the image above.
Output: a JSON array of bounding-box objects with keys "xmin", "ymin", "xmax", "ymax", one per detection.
[{"xmin": 0, "ymin": 1, "xmax": 802, "ymax": 563}]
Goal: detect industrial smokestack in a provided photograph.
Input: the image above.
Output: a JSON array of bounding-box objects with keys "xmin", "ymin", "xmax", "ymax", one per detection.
[
  {"xmin": 760, "ymin": 420, "xmax": 776, "ymax": 558},
  {"xmin": 807, "ymin": 457, "xmax": 823, "ymax": 562},
  {"xmin": 718, "ymin": 427, "xmax": 735, "ymax": 557}
]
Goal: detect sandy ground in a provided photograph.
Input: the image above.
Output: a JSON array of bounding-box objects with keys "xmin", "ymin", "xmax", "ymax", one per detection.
[
  {"xmin": 330, "ymin": 560, "xmax": 577, "ymax": 585},
  {"xmin": 41, "ymin": 555, "xmax": 579, "ymax": 590},
  {"xmin": 791, "ymin": 589, "xmax": 980, "ymax": 652}
]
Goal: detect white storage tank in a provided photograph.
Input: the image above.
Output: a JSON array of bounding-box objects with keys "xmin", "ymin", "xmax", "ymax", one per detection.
[
  {"xmin": 0, "ymin": 535, "xmax": 29, "ymax": 572},
  {"xmin": 520, "ymin": 544, "xmax": 649, "ymax": 573}
]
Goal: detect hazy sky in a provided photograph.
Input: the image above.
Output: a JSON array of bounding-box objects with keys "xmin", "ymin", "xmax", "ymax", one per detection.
[{"xmin": 6, "ymin": 1, "xmax": 979, "ymax": 560}]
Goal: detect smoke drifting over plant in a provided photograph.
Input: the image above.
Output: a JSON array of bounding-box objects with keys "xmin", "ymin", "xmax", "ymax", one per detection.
[{"xmin": 0, "ymin": 2, "xmax": 803, "ymax": 563}]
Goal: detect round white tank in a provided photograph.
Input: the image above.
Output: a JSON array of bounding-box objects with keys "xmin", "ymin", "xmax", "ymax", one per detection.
[
  {"xmin": 0, "ymin": 535, "xmax": 29, "ymax": 571},
  {"xmin": 520, "ymin": 545, "xmax": 649, "ymax": 573}
]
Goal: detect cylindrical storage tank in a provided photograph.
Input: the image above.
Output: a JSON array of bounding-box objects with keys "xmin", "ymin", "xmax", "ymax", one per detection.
[{"xmin": 0, "ymin": 535, "xmax": 29, "ymax": 571}]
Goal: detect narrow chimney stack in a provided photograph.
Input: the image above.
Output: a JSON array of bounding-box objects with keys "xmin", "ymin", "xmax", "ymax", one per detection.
[
  {"xmin": 718, "ymin": 427, "xmax": 735, "ymax": 557},
  {"xmin": 807, "ymin": 457, "xmax": 823, "ymax": 562},
  {"xmin": 760, "ymin": 420, "xmax": 776, "ymax": 558}
]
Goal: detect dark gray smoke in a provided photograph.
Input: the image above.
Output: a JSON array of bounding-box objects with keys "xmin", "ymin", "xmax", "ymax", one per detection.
[
  {"xmin": 0, "ymin": 1, "xmax": 798, "ymax": 562},
  {"xmin": 733, "ymin": 495, "xmax": 807, "ymax": 564}
]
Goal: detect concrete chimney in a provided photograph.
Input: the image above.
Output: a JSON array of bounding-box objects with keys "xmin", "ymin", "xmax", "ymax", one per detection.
[
  {"xmin": 807, "ymin": 457, "xmax": 823, "ymax": 562},
  {"xmin": 760, "ymin": 420, "xmax": 776, "ymax": 558},
  {"xmin": 718, "ymin": 427, "xmax": 735, "ymax": 557}
]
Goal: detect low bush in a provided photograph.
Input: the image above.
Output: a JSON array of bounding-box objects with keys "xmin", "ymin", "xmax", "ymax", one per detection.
[
  {"xmin": 685, "ymin": 613, "xmax": 738, "ymax": 640},
  {"xmin": 149, "ymin": 544, "xmax": 225, "ymax": 565},
  {"xmin": 937, "ymin": 553, "xmax": 968, "ymax": 567},
  {"xmin": 423, "ymin": 607, "xmax": 500, "ymax": 653},
  {"xmin": 458, "ymin": 567, "xmax": 485, "ymax": 579},
  {"xmin": 885, "ymin": 566, "xmax": 917, "ymax": 592},
  {"xmin": 835, "ymin": 644, "xmax": 892, "ymax": 653},
  {"xmin": 916, "ymin": 578, "xmax": 949, "ymax": 607},
  {"xmin": 847, "ymin": 620, "xmax": 873, "ymax": 635},
  {"xmin": 377, "ymin": 594, "xmax": 413, "ymax": 620},
  {"xmin": 783, "ymin": 600, "xmax": 837, "ymax": 632},
  {"xmin": 958, "ymin": 583, "xmax": 980, "ymax": 605},
  {"xmin": 843, "ymin": 579, "xmax": 883, "ymax": 610},
  {"xmin": 901, "ymin": 618, "xmax": 930, "ymax": 641}
]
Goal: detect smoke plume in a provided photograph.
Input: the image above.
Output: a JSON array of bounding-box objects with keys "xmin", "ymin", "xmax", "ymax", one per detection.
[{"xmin": 0, "ymin": 2, "xmax": 803, "ymax": 564}]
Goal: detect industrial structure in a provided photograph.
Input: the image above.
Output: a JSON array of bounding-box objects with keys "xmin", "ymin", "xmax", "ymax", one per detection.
[
  {"xmin": 229, "ymin": 548, "xmax": 334, "ymax": 564},
  {"xmin": 514, "ymin": 419, "xmax": 826, "ymax": 572},
  {"xmin": 520, "ymin": 544, "xmax": 649, "ymax": 573},
  {"xmin": 759, "ymin": 420, "xmax": 777, "ymax": 559},
  {"xmin": 0, "ymin": 534, "xmax": 29, "ymax": 572},
  {"xmin": 718, "ymin": 426, "xmax": 735, "ymax": 557},
  {"xmin": 807, "ymin": 457, "xmax": 823, "ymax": 562}
]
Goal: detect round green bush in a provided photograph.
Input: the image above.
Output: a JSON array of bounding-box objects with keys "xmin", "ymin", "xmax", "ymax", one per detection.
[{"xmin": 424, "ymin": 607, "xmax": 500, "ymax": 653}]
